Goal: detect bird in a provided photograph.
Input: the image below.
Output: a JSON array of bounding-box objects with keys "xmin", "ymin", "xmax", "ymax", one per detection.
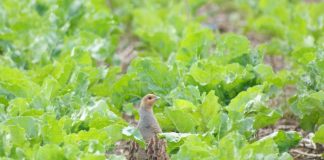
[{"xmin": 128, "ymin": 94, "xmax": 169, "ymax": 160}]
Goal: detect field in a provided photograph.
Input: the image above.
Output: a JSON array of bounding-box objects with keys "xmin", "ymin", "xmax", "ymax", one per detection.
[{"xmin": 0, "ymin": 0, "xmax": 324, "ymax": 159}]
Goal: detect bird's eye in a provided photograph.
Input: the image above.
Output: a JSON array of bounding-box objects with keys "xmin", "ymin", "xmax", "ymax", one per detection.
[{"xmin": 148, "ymin": 96, "xmax": 152, "ymax": 100}]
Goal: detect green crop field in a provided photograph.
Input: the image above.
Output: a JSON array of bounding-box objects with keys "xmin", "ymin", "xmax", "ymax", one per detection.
[{"xmin": 0, "ymin": 0, "xmax": 323, "ymax": 159}]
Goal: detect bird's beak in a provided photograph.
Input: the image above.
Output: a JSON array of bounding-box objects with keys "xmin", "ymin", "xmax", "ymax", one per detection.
[{"xmin": 155, "ymin": 96, "xmax": 160, "ymax": 100}]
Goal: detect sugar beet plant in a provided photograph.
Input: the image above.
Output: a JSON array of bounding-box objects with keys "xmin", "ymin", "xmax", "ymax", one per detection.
[{"xmin": 0, "ymin": 0, "xmax": 323, "ymax": 159}]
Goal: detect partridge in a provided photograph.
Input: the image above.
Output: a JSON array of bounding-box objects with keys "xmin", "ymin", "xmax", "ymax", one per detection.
[{"xmin": 128, "ymin": 94, "xmax": 169, "ymax": 160}]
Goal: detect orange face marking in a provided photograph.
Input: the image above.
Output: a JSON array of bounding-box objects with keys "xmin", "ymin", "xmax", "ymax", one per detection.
[{"xmin": 141, "ymin": 94, "xmax": 160, "ymax": 109}]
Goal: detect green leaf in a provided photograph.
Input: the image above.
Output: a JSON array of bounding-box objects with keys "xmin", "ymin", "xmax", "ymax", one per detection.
[
  {"xmin": 35, "ymin": 144, "xmax": 66, "ymax": 160},
  {"xmin": 122, "ymin": 126, "xmax": 145, "ymax": 147},
  {"xmin": 227, "ymin": 85, "xmax": 264, "ymax": 113},
  {"xmin": 7, "ymin": 98, "xmax": 29, "ymax": 116},
  {"xmin": 106, "ymin": 154, "xmax": 127, "ymax": 160},
  {"xmin": 215, "ymin": 33, "xmax": 251, "ymax": 63},
  {"xmin": 89, "ymin": 67, "xmax": 120, "ymax": 96},
  {"xmin": 229, "ymin": 112, "xmax": 255, "ymax": 138},
  {"xmin": 80, "ymin": 153, "xmax": 106, "ymax": 160},
  {"xmin": 164, "ymin": 107, "xmax": 197, "ymax": 133},
  {"xmin": 176, "ymin": 23, "xmax": 214, "ymax": 64},
  {"xmin": 199, "ymin": 90, "xmax": 226, "ymax": 133},
  {"xmin": 278, "ymin": 152, "xmax": 294, "ymax": 160},
  {"xmin": 218, "ymin": 132, "xmax": 247, "ymax": 159},
  {"xmin": 174, "ymin": 99, "xmax": 197, "ymax": 112},
  {"xmin": 51, "ymin": 61, "xmax": 75, "ymax": 86},
  {"xmin": 240, "ymin": 138, "xmax": 279, "ymax": 159},
  {"xmin": 5, "ymin": 116, "xmax": 40, "ymax": 139},
  {"xmin": 273, "ymin": 131, "xmax": 301, "ymax": 153},
  {"xmin": 172, "ymin": 135, "xmax": 216, "ymax": 159},
  {"xmin": 189, "ymin": 60, "xmax": 254, "ymax": 91},
  {"xmin": 40, "ymin": 76, "xmax": 61, "ymax": 100},
  {"xmin": 200, "ymin": 91, "xmax": 221, "ymax": 122},
  {"xmin": 104, "ymin": 124, "xmax": 125, "ymax": 144},
  {"xmin": 208, "ymin": 112, "xmax": 231, "ymax": 138},
  {"xmin": 40, "ymin": 114, "xmax": 65, "ymax": 145},
  {"xmin": 128, "ymin": 58, "xmax": 179, "ymax": 95},
  {"xmin": 63, "ymin": 144, "xmax": 80, "ymax": 160},
  {"xmin": 168, "ymin": 85, "xmax": 201, "ymax": 105},
  {"xmin": 189, "ymin": 61, "xmax": 223, "ymax": 86},
  {"xmin": 77, "ymin": 100, "xmax": 123, "ymax": 129},
  {"xmin": 297, "ymin": 91, "xmax": 324, "ymax": 130},
  {"xmin": 313, "ymin": 125, "xmax": 324, "ymax": 144},
  {"xmin": 155, "ymin": 113, "xmax": 176, "ymax": 131},
  {"xmin": 254, "ymin": 64, "xmax": 285, "ymax": 87},
  {"xmin": 0, "ymin": 125, "xmax": 28, "ymax": 157},
  {"xmin": 0, "ymin": 66, "xmax": 40, "ymax": 98},
  {"xmin": 159, "ymin": 132, "xmax": 193, "ymax": 143},
  {"xmin": 253, "ymin": 106, "xmax": 282, "ymax": 129},
  {"xmin": 109, "ymin": 73, "xmax": 140, "ymax": 108},
  {"xmin": 291, "ymin": 47, "xmax": 316, "ymax": 65},
  {"xmin": 298, "ymin": 91, "xmax": 324, "ymax": 113}
]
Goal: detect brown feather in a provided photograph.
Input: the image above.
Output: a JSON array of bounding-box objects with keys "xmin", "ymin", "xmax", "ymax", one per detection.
[{"xmin": 146, "ymin": 136, "xmax": 169, "ymax": 160}]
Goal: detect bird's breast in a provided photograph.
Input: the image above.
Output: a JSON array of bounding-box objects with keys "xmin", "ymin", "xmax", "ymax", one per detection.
[{"xmin": 138, "ymin": 117, "xmax": 156, "ymax": 140}]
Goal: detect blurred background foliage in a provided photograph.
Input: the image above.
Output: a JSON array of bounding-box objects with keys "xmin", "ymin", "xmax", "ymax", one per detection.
[{"xmin": 0, "ymin": 0, "xmax": 323, "ymax": 159}]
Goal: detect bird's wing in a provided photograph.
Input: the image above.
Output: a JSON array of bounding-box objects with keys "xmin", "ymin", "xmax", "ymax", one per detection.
[
  {"xmin": 146, "ymin": 136, "xmax": 169, "ymax": 160},
  {"xmin": 127, "ymin": 140, "xmax": 147, "ymax": 160}
]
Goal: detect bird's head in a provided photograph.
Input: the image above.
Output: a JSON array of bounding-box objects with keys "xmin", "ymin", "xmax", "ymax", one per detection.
[{"xmin": 140, "ymin": 94, "xmax": 160, "ymax": 109}]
